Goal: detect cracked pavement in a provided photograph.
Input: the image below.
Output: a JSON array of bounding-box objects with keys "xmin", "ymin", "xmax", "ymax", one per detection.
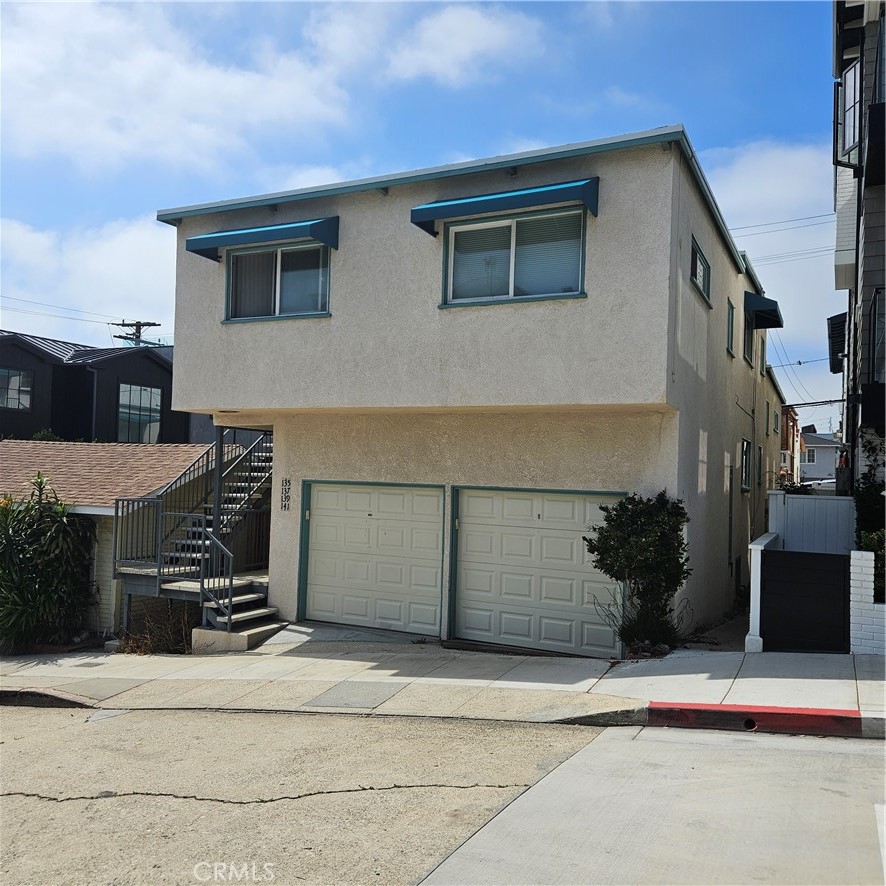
[{"xmin": 0, "ymin": 707, "xmax": 599, "ymax": 885}]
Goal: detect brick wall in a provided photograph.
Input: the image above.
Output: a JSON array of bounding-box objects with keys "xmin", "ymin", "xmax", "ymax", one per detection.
[{"xmin": 850, "ymin": 550, "xmax": 885, "ymax": 654}]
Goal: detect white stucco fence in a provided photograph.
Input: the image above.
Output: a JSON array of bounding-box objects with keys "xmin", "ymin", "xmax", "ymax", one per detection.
[{"xmin": 850, "ymin": 550, "xmax": 885, "ymax": 655}]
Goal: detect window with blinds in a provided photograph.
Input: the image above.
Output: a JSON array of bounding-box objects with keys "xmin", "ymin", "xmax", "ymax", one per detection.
[
  {"xmin": 228, "ymin": 243, "xmax": 329, "ymax": 319},
  {"xmin": 448, "ymin": 210, "xmax": 583, "ymax": 303}
]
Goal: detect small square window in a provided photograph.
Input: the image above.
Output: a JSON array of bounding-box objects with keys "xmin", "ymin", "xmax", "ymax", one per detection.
[
  {"xmin": 0, "ymin": 368, "xmax": 32, "ymax": 411},
  {"xmin": 690, "ymin": 239, "xmax": 710, "ymax": 302},
  {"xmin": 228, "ymin": 243, "xmax": 329, "ymax": 319}
]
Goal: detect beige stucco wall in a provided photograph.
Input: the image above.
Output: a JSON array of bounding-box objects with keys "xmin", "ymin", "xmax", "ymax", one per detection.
[
  {"xmin": 666, "ymin": 154, "xmax": 781, "ymax": 625},
  {"xmin": 258, "ymin": 408, "xmax": 679, "ymax": 626},
  {"xmin": 172, "ymin": 146, "xmax": 674, "ymax": 415}
]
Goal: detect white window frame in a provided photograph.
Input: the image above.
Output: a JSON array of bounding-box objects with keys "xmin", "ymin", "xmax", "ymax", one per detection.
[
  {"xmin": 227, "ymin": 241, "xmax": 330, "ymax": 320},
  {"xmin": 445, "ymin": 208, "xmax": 585, "ymax": 305},
  {"xmin": 743, "ymin": 312, "xmax": 755, "ymax": 365},
  {"xmin": 842, "ymin": 60, "xmax": 861, "ymax": 155},
  {"xmin": 800, "ymin": 449, "xmax": 817, "ymax": 465}
]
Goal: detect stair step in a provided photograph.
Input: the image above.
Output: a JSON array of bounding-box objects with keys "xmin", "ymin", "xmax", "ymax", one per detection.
[
  {"xmin": 162, "ymin": 577, "xmax": 254, "ymax": 593},
  {"xmin": 213, "ymin": 606, "xmax": 278, "ymax": 625},
  {"xmin": 202, "ymin": 592, "xmax": 267, "ymax": 609}
]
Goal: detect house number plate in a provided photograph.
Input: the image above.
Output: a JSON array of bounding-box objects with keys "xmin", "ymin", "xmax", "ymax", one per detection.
[{"xmin": 280, "ymin": 477, "xmax": 292, "ymax": 511}]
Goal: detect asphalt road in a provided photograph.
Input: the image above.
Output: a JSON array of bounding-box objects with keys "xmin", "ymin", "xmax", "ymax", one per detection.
[
  {"xmin": 0, "ymin": 707, "xmax": 598, "ymax": 886},
  {"xmin": 2, "ymin": 708, "xmax": 883, "ymax": 886}
]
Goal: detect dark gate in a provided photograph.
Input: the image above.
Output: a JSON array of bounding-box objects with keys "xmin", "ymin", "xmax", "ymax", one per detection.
[{"xmin": 761, "ymin": 550, "xmax": 850, "ymax": 653}]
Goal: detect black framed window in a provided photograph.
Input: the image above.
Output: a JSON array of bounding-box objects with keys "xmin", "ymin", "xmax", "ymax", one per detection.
[
  {"xmin": 118, "ymin": 384, "xmax": 161, "ymax": 443},
  {"xmin": 0, "ymin": 368, "xmax": 32, "ymax": 411}
]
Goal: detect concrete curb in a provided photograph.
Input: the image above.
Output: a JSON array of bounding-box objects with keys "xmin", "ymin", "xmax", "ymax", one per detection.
[{"xmin": 647, "ymin": 701, "xmax": 884, "ymax": 739}]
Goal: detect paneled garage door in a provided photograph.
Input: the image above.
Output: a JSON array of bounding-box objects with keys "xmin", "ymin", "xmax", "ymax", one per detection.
[
  {"xmin": 455, "ymin": 489, "xmax": 621, "ymax": 657},
  {"xmin": 305, "ymin": 484, "xmax": 444, "ymax": 635}
]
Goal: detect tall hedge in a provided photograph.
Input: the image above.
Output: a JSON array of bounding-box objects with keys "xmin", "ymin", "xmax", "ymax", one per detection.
[{"xmin": 0, "ymin": 474, "xmax": 96, "ymax": 652}]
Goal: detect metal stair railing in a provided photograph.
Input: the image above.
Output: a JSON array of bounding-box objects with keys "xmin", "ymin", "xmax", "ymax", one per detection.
[
  {"xmin": 200, "ymin": 529, "xmax": 235, "ymax": 631},
  {"xmin": 114, "ymin": 431, "xmax": 273, "ymax": 594}
]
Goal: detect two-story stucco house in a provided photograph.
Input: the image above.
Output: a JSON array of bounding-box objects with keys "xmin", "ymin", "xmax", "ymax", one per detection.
[{"xmin": 160, "ymin": 125, "xmax": 784, "ymax": 658}]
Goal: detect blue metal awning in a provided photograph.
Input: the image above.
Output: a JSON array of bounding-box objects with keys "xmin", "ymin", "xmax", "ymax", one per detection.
[
  {"xmin": 185, "ymin": 217, "xmax": 339, "ymax": 261},
  {"xmin": 744, "ymin": 291, "xmax": 784, "ymax": 329},
  {"xmin": 410, "ymin": 179, "xmax": 599, "ymax": 236}
]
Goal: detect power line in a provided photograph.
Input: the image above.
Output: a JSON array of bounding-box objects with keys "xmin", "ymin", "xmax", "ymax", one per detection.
[
  {"xmin": 729, "ymin": 213, "xmax": 834, "ymax": 231},
  {"xmin": 769, "ymin": 357, "xmax": 829, "ymax": 368},
  {"xmin": 1, "ymin": 306, "xmax": 116, "ymax": 326},
  {"xmin": 773, "ymin": 330, "xmax": 817, "ymax": 404},
  {"xmin": 733, "ymin": 219, "xmax": 836, "ymax": 238},
  {"xmin": 1, "ymin": 296, "xmax": 128, "ymax": 321}
]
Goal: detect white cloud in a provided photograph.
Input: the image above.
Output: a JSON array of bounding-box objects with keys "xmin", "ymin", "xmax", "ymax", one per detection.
[
  {"xmin": 1, "ymin": 216, "xmax": 176, "ymax": 347},
  {"xmin": 702, "ymin": 141, "xmax": 843, "ymax": 428},
  {"xmin": 0, "ymin": 2, "xmax": 349, "ymax": 175},
  {"xmin": 387, "ymin": 5, "xmax": 544, "ymax": 87}
]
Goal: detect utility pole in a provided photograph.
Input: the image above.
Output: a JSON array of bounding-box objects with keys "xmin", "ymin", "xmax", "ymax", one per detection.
[{"xmin": 111, "ymin": 320, "xmax": 161, "ymax": 345}]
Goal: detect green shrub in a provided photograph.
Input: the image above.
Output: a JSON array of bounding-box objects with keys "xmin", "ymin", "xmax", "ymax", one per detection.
[
  {"xmin": 583, "ymin": 491, "xmax": 692, "ymax": 649},
  {"xmin": 860, "ymin": 529, "xmax": 885, "ymax": 605},
  {"xmin": 0, "ymin": 474, "xmax": 96, "ymax": 652}
]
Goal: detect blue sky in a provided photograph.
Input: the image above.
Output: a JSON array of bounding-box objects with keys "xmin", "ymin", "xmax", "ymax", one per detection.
[{"xmin": 0, "ymin": 1, "xmax": 843, "ymax": 430}]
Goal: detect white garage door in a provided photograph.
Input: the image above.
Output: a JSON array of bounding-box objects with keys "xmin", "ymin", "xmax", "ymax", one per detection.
[
  {"xmin": 455, "ymin": 489, "xmax": 621, "ymax": 657},
  {"xmin": 306, "ymin": 484, "xmax": 443, "ymax": 635}
]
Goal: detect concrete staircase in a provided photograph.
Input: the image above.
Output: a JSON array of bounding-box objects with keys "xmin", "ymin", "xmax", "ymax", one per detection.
[{"xmin": 161, "ymin": 576, "xmax": 287, "ymax": 652}]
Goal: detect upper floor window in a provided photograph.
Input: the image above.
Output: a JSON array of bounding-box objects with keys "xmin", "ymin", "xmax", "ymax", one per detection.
[
  {"xmin": 0, "ymin": 368, "xmax": 32, "ymax": 411},
  {"xmin": 800, "ymin": 449, "xmax": 816, "ymax": 465},
  {"xmin": 446, "ymin": 209, "xmax": 583, "ymax": 304},
  {"xmin": 774, "ymin": 409, "xmax": 780, "ymax": 433},
  {"xmin": 690, "ymin": 239, "xmax": 710, "ymax": 303},
  {"xmin": 759, "ymin": 336, "xmax": 766, "ymax": 374},
  {"xmin": 118, "ymin": 384, "xmax": 161, "ymax": 443},
  {"xmin": 842, "ymin": 60, "xmax": 860, "ymax": 155},
  {"xmin": 765, "ymin": 401, "xmax": 770, "ymax": 435},
  {"xmin": 757, "ymin": 445, "xmax": 763, "ymax": 485},
  {"xmin": 741, "ymin": 439, "xmax": 752, "ymax": 490},
  {"xmin": 726, "ymin": 299, "xmax": 735, "ymax": 355},
  {"xmin": 228, "ymin": 243, "xmax": 329, "ymax": 320},
  {"xmin": 743, "ymin": 312, "xmax": 755, "ymax": 365}
]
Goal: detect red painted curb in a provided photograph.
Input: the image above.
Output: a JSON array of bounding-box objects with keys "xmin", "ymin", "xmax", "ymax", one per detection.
[{"xmin": 647, "ymin": 701, "xmax": 863, "ymax": 737}]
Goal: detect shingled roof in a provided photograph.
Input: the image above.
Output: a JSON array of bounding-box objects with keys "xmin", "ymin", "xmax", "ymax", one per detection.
[{"xmin": 0, "ymin": 441, "xmax": 212, "ymax": 510}]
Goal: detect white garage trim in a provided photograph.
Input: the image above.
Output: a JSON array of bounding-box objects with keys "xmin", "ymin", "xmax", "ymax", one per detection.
[
  {"xmin": 299, "ymin": 481, "xmax": 445, "ymax": 635},
  {"xmin": 451, "ymin": 486, "xmax": 625, "ymax": 658}
]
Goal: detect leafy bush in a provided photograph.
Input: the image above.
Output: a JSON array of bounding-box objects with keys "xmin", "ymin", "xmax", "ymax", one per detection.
[
  {"xmin": 31, "ymin": 428, "xmax": 64, "ymax": 442},
  {"xmin": 855, "ymin": 433, "xmax": 885, "ymax": 536},
  {"xmin": 0, "ymin": 474, "xmax": 96, "ymax": 652},
  {"xmin": 583, "ymin": 491, "xmax": 692, "ymax": 649},
  {"xmin": 777, "ymin": 476, "xmax": 810, "ymax": 495},
  {"xmin": 860, "ymin": 529, "xmax": 885, "ymax": 604}
]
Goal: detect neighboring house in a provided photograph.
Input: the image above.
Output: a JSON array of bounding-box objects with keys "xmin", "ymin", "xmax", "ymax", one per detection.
[
  {"xmin": 780, "ymin": 405, "xmax": 801, "ymax": 483},
  {"xmin": 0, "ymin": 440, "xmax": 213, "ymax": 634},
  {"xmin": 160, "ymin": 124, "xmax": 785, "ymax": 657},
  {"xmin": 799, "ymin": 430, "xmax": 843, "ymax": 481},
  {"xmin": 831, "ymin": 1, "xmax": 885, "ymax": 481},
  {"xmin": 0, "ymin": 330, "xmax": 194, "ymax": 443}
]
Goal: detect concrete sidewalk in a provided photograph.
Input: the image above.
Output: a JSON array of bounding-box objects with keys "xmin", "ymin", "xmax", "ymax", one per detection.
[{"xmin": 1, "ymin": 626, "xmax": 883, "ymax": 737}]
